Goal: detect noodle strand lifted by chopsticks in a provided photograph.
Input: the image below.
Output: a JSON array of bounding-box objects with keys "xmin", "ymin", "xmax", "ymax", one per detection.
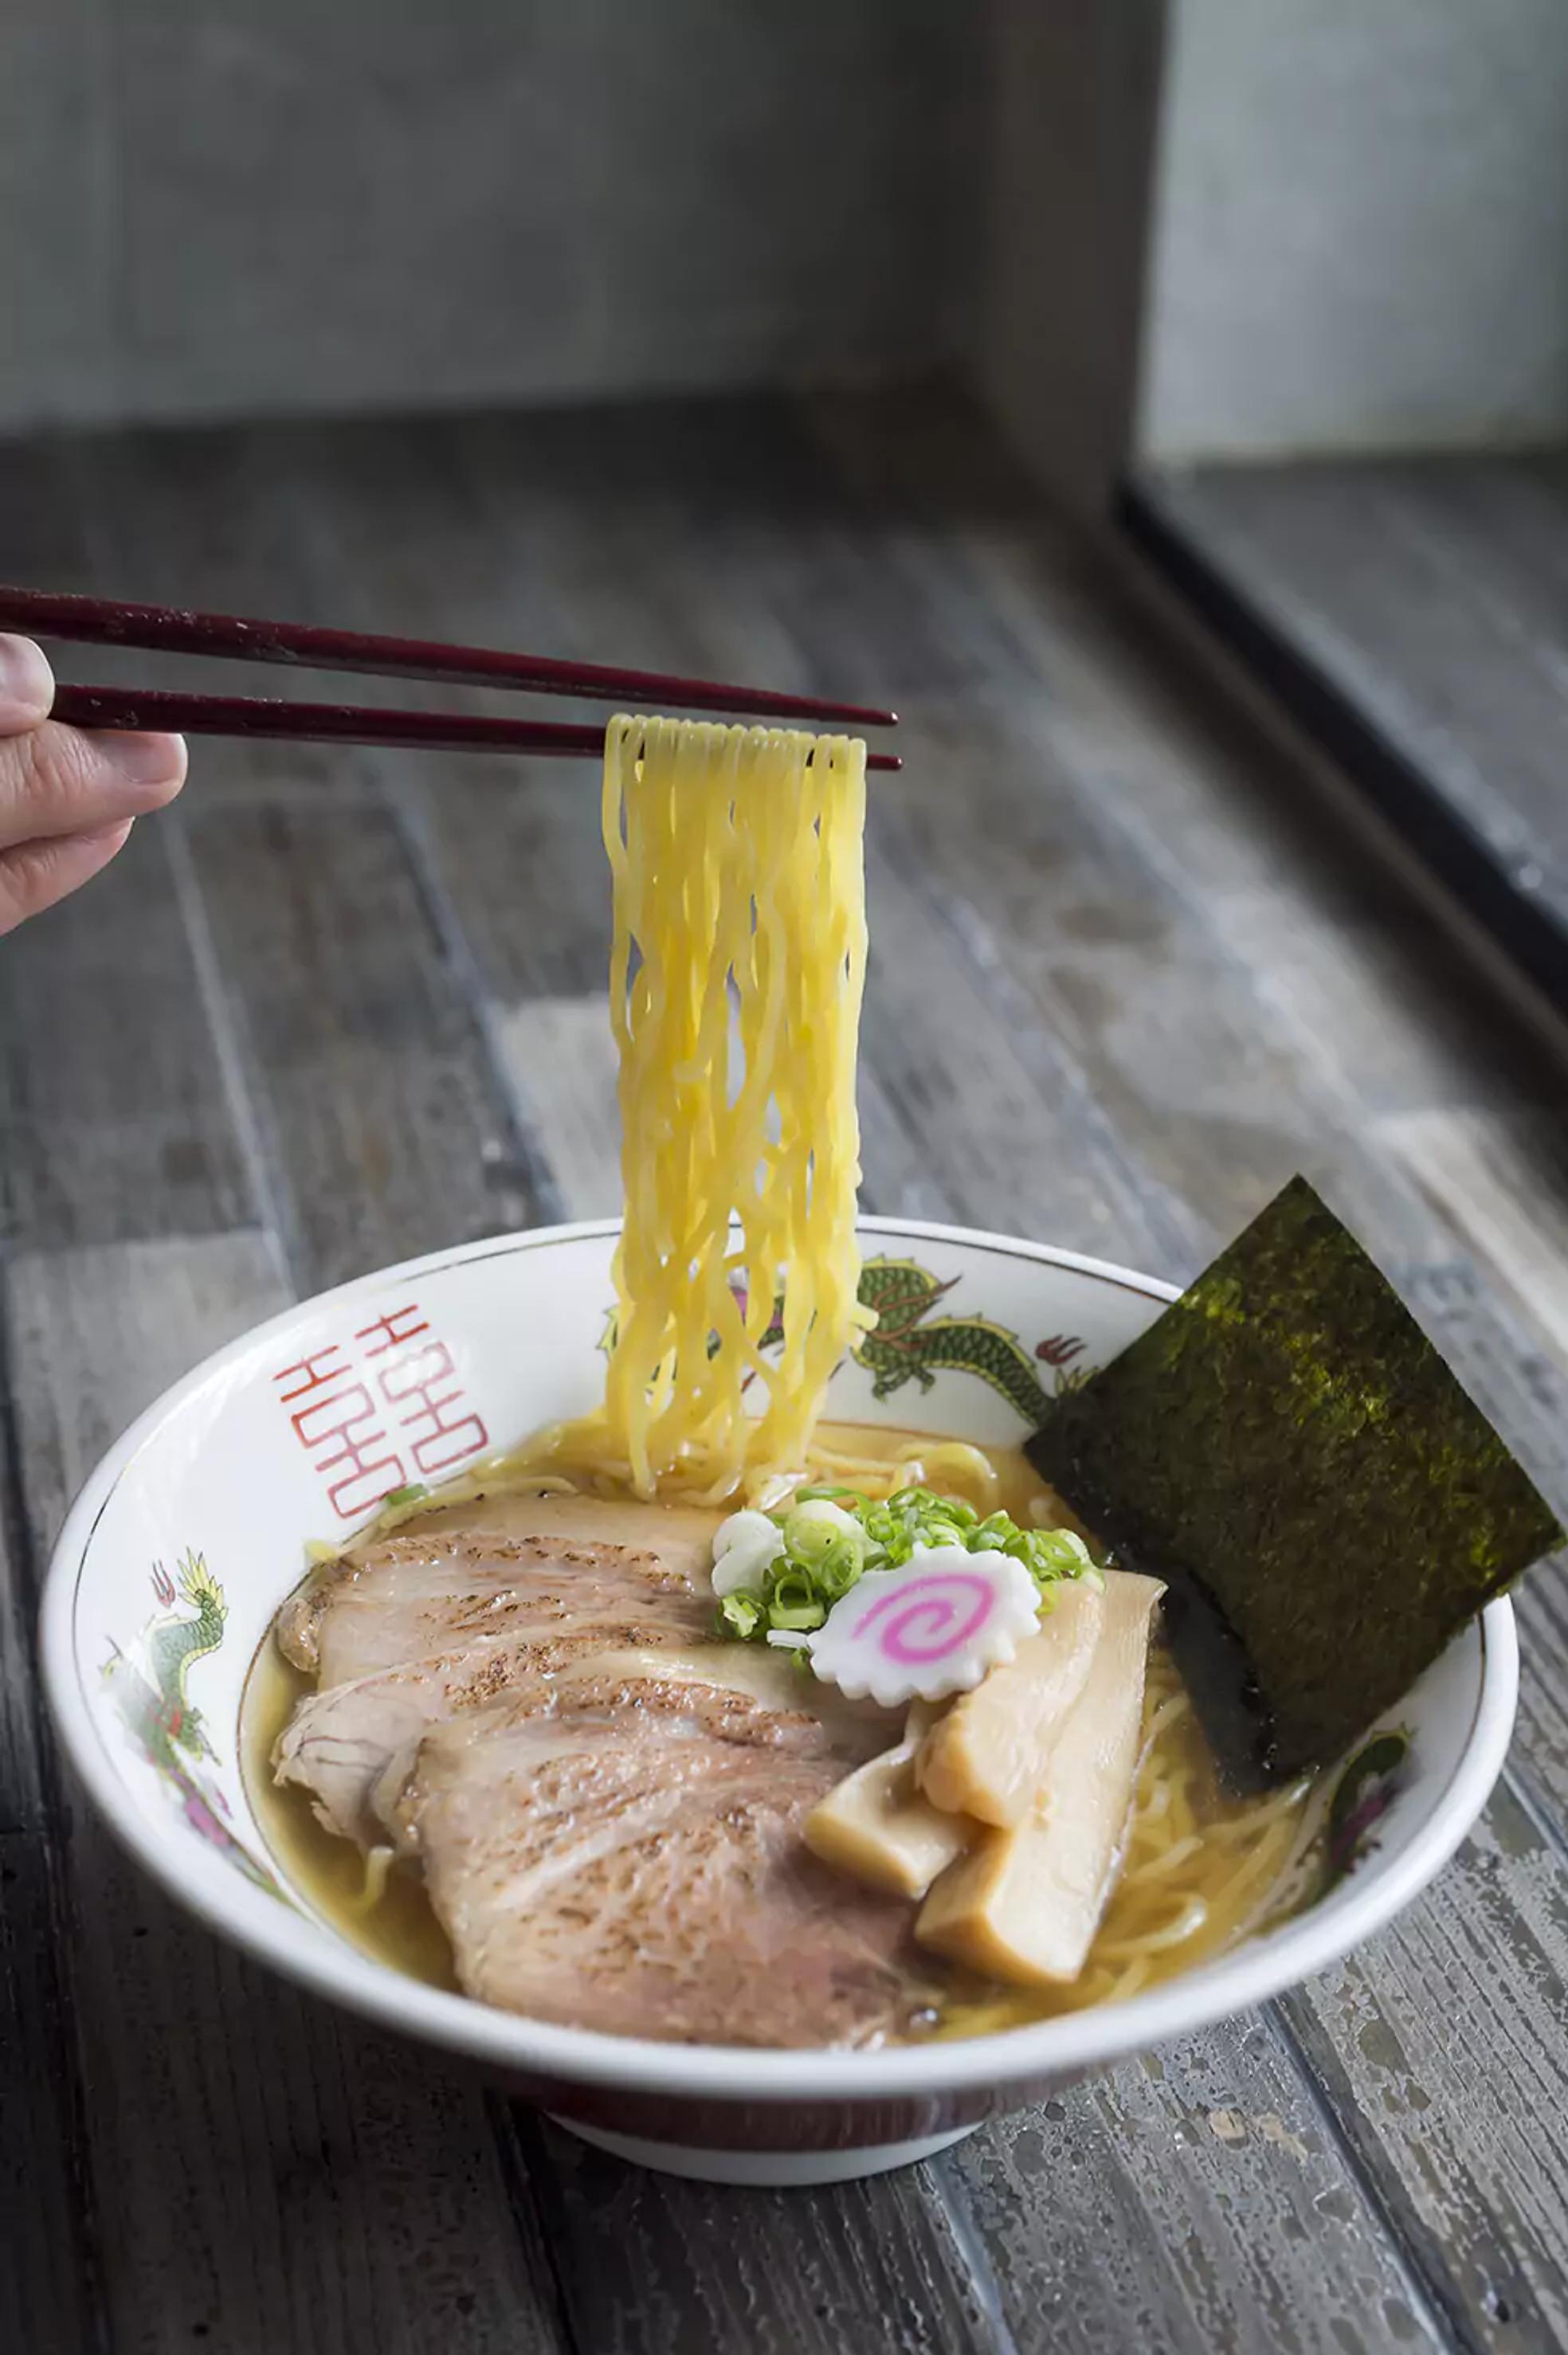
[{"xmin": 552, "ymin": 715, "xmax": 869, "ymax": 1500}]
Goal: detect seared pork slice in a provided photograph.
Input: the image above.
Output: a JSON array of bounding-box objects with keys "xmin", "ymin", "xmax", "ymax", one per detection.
[
  {"xmin": 274, "ymin": 1619, "xmax": 706, "ymax": 1845},
  {"xmin": 398, "ymin": 1490, "xmax": 721, "ymax": 1576},
  {"xmin": 272, "ymin": 1501, "xmax": 720, "ymax": 1843},
  {"xmin": 278, "ymin": 1621, "xmax": 896, "ymax": 1855},
  {"xmin": 354, "ymin": 1640, "xmax": 894, "ymax": 1858},
  {"xmin": 277, "ymin": 1522, "xmax": 711, "ymax": 1687},
  {"xmin": 383, "ymin": 1674, "xmax": 935, "ymax": 2047}
]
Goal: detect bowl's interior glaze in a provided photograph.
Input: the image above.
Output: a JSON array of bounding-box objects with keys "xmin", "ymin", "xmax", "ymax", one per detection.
[{"xmin": 45, "ymin": 1220, "xmax": 1506, "ymax": 2100}]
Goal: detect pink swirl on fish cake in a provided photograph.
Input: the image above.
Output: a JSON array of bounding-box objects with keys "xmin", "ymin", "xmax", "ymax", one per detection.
[
  {"xmin": 809, "ymin": 1546, "xmax": 1043, "ymax": 1705},
  {"xmin": 850, "ymin": 1570, "xmax": 996, "ymax": 1663}
]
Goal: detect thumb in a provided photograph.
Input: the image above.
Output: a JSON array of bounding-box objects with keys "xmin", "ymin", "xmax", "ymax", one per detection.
[{"xmin": 0, "ymin": 634, "xmax": 56, "ymax": 731}]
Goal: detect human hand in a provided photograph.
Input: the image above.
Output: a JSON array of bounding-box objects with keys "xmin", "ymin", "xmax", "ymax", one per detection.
[{"xmin": 0, "ymin": 633, "xmax": 187, "ymax": 935}]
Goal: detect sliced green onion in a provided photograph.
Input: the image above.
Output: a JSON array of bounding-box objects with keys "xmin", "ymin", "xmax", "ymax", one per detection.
[
  {"xmin": 712, "ymin": 1477, "xmax": 1099, "ymax": 1645},
  {"xmin": 783, "ymin": 1499, "xmax": 871, "ymax": 1570},
  {"xmin": 770, "ymin": 1597, "xmax": 827, "ymax": 1632},
  {"xmin": 718, "ymin": 1591, "xmax": 764, "ymax": 1640},
  {"xmin": 768, "ymin": 1566, "xmax": 829, "ymax": 1630}
]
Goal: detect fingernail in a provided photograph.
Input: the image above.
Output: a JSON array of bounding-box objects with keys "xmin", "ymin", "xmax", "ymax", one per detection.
[
  {"xmin": 94, "ymin": 729, "xmax": 187, "ymax": 792},
  {"xmin": 0, "ymin": 633, "xmax": 55, "ymax": 723}
]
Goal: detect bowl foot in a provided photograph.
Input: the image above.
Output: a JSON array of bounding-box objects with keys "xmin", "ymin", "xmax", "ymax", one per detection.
[{"xmin": 549, "ymin": 2117, "xmax": 978, "ymax": 2186}]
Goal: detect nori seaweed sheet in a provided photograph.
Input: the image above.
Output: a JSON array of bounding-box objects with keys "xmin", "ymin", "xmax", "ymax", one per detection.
[{"xmin": 1026, "ymin": 1176, "xmax": 1562, "ymax": 1784}]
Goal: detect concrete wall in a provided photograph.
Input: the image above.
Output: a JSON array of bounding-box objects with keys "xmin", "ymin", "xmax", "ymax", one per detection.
[
  {"xmin": 974, "ymin": 0, "xmax": 1165, "ymax": 520},
  {"xmin": 1139, "ymin": 0, "xmax": 1568, "ymax": 463},
  {"xmin": 0, "ymin": 2, "xmax": 974, "ymax": 435}
]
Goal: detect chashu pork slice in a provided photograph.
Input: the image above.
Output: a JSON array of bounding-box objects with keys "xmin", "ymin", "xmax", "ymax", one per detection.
[
  {"xmin": 275, "ymin": 1627, "xmax": 689, "ymax": 1846},
  {"xmin": 277, "ymin": 1494, "xmax": 720, "ymax": 1686},
  {"xmin": 393, "ymin": 1489, "xmax": 722, "ymax": 1571},
  {"xmin": 272, "ymin": 1498, "xmax": 722, "ymax": 1844},
  {"xmin": 381, "ymin": 1671, "xmax": 935, "ymax": 2047}
]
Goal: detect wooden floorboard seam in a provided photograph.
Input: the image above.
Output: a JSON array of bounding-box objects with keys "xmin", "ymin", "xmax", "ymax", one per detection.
[
  {"xmin": 380, "ymin": 777, "xmax": 571, "ymax": 1228},
  {"xmin": 925, "ymin": 2158, "xmax": 1029, "ymax": 2355},
  {"xmin": 162, "ymin": 813, "xmax": 303, "ymax": 1295},
  {"xmin": 1262, "ymin": 1993, "xmax": 1480, "ymax": 2355},
  {"xmin": 487, "ymin": 2100, "xmax": 588, "ymax": 2355},
  {"xmin": 0, "ymin": 1264, "xmax": 114, "ymax": 2355},
  {"xmin": 1495, "ymin": 1755, "xmax": 1568, "ymax": 1883}
]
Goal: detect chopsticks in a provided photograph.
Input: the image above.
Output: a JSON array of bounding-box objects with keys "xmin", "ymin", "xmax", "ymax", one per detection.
[
  {"xmin": 2, "ymin": 587, "xmax": 901, "ymax": 767},
  {"xmin": 45, "ymin": 685, "xmax": 903, "ymax": 770}
]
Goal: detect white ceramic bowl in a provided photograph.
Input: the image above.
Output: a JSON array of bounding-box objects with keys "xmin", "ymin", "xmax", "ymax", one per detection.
[{"xmin": 41, "ymin": 1218, "xmax": 1515, "ymax": 2186}]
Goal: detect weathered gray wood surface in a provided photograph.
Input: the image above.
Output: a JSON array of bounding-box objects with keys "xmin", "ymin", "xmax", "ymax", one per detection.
[{"xmin": 4, "ymin": 388, "xmax": 1568, "ymax": 2353}]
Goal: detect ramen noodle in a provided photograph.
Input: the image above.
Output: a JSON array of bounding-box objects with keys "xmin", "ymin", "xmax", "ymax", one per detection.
[{"xmin": 545, "ymin": 715, "xmax": 868, "ymax": 1501}]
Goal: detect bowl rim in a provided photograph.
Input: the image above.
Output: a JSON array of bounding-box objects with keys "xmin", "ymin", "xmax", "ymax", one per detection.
[{"xmin": 41, "ymin": 1215, "xmax": 1519, "ymax": 2105}]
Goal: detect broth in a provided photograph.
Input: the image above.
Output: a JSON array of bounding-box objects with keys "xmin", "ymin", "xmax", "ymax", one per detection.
[{"xmin": 242, "ymin": 1424, "xmax": 1315, "ymax": 2035}]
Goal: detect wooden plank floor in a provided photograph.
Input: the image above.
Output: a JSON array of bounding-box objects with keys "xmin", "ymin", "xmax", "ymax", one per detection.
[{"xmin": 4, "ymin": 386, "xmax": 1568, "ymax": 2355}]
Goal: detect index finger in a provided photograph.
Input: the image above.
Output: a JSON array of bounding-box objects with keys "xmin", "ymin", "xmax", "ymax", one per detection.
[{"xmin": 0, "ymin": 635, "xmax": 55, "ymax": 731}]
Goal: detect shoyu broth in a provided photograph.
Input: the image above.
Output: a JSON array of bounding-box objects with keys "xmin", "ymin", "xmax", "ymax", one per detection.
[{"xmin": 242, "ymin": 1426, "xmax": 1312, "ymax": 2040}]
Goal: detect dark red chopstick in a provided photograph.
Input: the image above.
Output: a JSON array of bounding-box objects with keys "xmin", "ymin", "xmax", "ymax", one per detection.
[
  {"xmin": 2, "ymin": 587, "xmax": 898, "ymax": 730},
  {"xmin": 49, "ymin": 685, "xmax": 903, "ymax": 769}
]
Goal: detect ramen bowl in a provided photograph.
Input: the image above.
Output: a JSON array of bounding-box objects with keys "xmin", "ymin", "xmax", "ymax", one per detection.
[{"xmin": 41, "ymin": 1217, "xmax": 1515, "ymax": 2186}]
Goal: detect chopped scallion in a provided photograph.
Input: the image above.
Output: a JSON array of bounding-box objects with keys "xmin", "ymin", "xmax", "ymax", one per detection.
[{"xmin": 712, "ymin": 1479, "xmax": 1097, "ymax": 1647}]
